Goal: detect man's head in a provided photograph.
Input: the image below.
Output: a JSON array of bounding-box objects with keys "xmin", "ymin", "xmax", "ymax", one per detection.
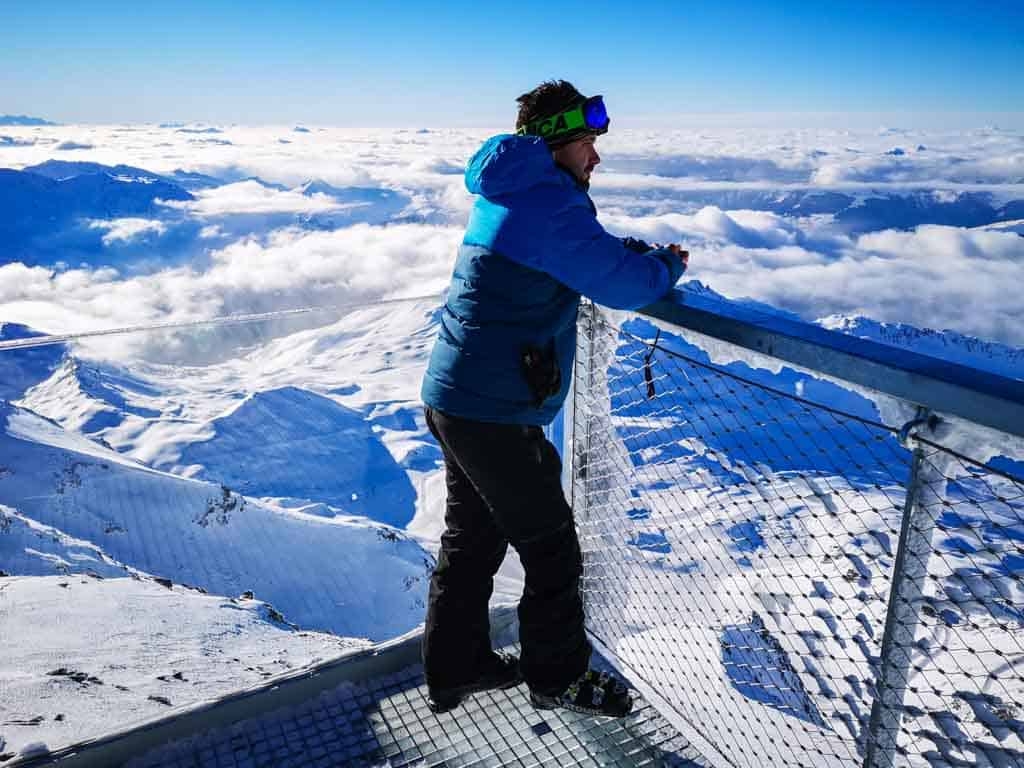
[{"xmin": 515, "ymin": 79, "xmax": 607, "ymax": 186}]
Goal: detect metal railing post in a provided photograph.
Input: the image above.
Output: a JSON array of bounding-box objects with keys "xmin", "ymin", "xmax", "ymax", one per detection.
[
  {"xmin": 863, "ymin": 409, "xmax": 943, "ymax": 768},
  {"xmin": 558, "ymin": 371, "xmax": 575, "ymax": 500},
  {"xmin": 571, "ymin": 301, "xmax": 598, "ymax": 524}
]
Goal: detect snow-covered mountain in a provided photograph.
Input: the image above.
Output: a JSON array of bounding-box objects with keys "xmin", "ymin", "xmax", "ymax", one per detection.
[
  {"xmin": 296, "ymin": 178, "xmax": 411, "ymax": 227},
  {"xmin": 0, "ymin": 163, "xmax": 193, "ymax": 266},
  {"xmin": 175, "ymin": 386, "xmax": 419, "ymax": 526},
  {"xmin": 0, "ymin": 398, "xmax": 432, "ymax": 639},
  {"xmin": 23, "ymin": 159, "xmax": 172, "ymax": 183},
  {"xmin": 0, "ymin": 300, "xmax": 453, "ymax": 760},
  {"xmin": 595, "ymin": 183, "xmax": 1024, "ymax": 234},
  {"xmin": 0, "ymin": 159, "xmax": 424, "ymax": 270},
  {"xmin": 819, "ymin": 314, "xmax": 1024, "ymax": 380},
  {"xmin": 3, "ymin": 301, "xmax": 448, "ymax": 583},
  {"xmin": 682, "ymin": 279, "xmax": 1024, "ymax": 381},
  {"xmin": 0, "ymin": 115, "xmax": 56, "ymax": 126},
  {"xmin": 0, "ymin": 323, "xmax": 65, "ymax": 401},
  {"xmin": 16, "ymin": 301, "xmax": 443, "ymax": 518}
]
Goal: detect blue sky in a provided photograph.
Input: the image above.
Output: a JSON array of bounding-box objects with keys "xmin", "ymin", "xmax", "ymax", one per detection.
[{"xmin": 2, "ymin": 0, "xmax": 1021, "ymax": 126}]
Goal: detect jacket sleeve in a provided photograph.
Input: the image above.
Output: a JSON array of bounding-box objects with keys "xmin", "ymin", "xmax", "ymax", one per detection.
[{"xmin": 534, "ymin": 200, "xmax": 685, "ymax": 309}]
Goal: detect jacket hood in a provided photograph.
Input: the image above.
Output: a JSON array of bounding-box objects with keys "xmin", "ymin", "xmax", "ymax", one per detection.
[{"xmin": 465, "ymin": 135, "xmax": 556, "ymax": 198}]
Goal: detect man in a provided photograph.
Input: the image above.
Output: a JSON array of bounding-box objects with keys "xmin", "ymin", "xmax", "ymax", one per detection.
[{"xmin": 420, "ymin": 80, "xmax": 688, "ymax": 717}]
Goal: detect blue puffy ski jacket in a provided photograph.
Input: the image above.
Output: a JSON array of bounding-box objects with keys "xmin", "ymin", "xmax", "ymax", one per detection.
[{"xmin": 421, "ymin": 134, "xmax": 685, "ymax": 426}]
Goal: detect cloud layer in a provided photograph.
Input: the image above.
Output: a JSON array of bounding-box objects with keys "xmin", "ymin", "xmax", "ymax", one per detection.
[
  {"xmin": 0, "ymin": 224, "xmax": 458, "ymax": 335},
  {"xmin": 0, "ymin": 122, "xmax": 1021, "ymax": 350}
]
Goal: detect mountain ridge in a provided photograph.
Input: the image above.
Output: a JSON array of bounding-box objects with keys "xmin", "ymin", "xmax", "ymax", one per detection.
[{"xmin": 0, "ymin": 114, "xmax": 57, "ymax": 126}]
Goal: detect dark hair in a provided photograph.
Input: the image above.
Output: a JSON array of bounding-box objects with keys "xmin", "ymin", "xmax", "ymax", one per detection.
[{"xmin": 515, "ymin": 80, "xmax": 584, "ymax": 132}]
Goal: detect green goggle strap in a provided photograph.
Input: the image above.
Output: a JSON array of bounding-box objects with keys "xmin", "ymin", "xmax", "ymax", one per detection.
[{"xmin": 517, "ymin": 103, "xmax": 587, "ymax": 140}]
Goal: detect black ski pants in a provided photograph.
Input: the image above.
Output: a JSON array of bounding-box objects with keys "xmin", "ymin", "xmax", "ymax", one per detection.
[{"xmin": 423, "ymin": 406, "xmax": 591, "ymax": 697}]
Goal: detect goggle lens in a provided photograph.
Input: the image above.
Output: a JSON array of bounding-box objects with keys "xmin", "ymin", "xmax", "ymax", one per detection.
[{"xmin": 583, "ymin": 97, "xmax": 608, "ymax": 130}]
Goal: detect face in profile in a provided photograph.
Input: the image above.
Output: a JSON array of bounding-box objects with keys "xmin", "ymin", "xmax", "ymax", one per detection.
[{"xmin": 553, "ymin": 135, "xmax": 601, "ymax": 185}]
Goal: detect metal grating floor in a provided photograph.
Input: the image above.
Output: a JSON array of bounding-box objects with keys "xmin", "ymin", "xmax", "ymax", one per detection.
[{"xmin": 125, "ymin": 649, "xmax": 706, "ymax": 768}]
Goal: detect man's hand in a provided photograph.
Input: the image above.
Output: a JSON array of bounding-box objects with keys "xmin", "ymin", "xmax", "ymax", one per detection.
[
  {"xmin": 666, "ymin": 243, "xmax": 689, "ymax": 268},
  {"xmin": 653, "ymin": 242, "xmax": 689, "ymax": 269}
]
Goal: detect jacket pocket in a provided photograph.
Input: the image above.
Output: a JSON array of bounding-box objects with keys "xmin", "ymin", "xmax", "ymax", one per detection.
[{"xmin": 520, "ymin": 339, "xmax": 561, "ymax": 408}]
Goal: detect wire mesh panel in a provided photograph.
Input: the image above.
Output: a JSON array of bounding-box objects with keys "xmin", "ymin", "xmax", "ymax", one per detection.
[
  {"xmin": 874, "ymin": 438, "xmax": 1024, "ymax": 767},
  {"xmin": 571, "ymin": 305, "xmax": 1024, "ymax": 768}
]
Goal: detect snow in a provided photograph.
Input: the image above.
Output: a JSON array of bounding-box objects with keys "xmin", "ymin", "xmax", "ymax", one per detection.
[
  {"xmin": 0, "ymin": 399, "xmax": 434, "ymax": 641},
  {"xmin": 0, "ymin": 323, "xmax": 65, "ymax": 401},
  {"xmin": 0, "ymin": 383, "xmax": 439, "ymax": 759},
  {"xmin": 817, "ymin": 315, "xmax": 1024, "ymax": 382},
  {"xmin": 0, "ymin": 575, "xmax": 364, "ymax": 761},
  {"xmin": 15, "ymin": 296, "xmax": 528, "ymax": 603}
]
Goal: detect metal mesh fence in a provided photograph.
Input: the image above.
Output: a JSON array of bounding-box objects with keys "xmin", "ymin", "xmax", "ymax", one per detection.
[{"xmin": 571, "ymin": 305, "xmax": 1024, "ymax": 768}]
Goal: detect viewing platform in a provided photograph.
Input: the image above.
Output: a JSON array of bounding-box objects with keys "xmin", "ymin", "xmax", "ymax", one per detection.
[{"xmin": 14, "ymin": 612, "xmax": 705, "ymax": 768}]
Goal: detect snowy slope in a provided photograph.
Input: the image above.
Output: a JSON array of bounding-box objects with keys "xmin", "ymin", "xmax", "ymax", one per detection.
[
  {"xmin": 19, "ymin": 302, "xmax": 438, "ymax": 513},
  {"xmin": 0, "ymin": 400, "xmax": 433, "ymax": 641},
  {"xmin": 16, "ymin": 356, "xmax": 162, "ymax": 435},
  {"xmin": 175, "ymin": 387, "xmax": 418, "ymax": 526},
  {"xmin": 0, "ymin": 505, "xmax": 140, "ymax": 578},
  {"xmin": 15, "ymin": 297, "xmax": 525, "ymax": 599},
  {"xmin": 0, "ymin": 303, "xmax": 460, "ymax": 762},
  {"xmin": 0, "ymin": 323, "xmax": 65, "ymax": 402},
  {"xmin": 0, "ymin": 575, "xmax": 364, "ymax": 762}
]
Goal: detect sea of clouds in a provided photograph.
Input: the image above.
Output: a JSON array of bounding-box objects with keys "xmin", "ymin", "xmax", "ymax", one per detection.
[{"xmin": 0, "ymin": 121, "xmax": 1022, "ymax": 348}]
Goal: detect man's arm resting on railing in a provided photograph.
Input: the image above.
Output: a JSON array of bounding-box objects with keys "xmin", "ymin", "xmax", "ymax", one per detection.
[{"xmin": 533, "ymin": 203, "xmax": 689, "ymax": 310}]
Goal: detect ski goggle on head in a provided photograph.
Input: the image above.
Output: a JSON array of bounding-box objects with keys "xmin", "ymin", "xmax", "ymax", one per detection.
[{"xmin": 517, "ymin": 95, "xmax": 609, "ymax": 145}]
